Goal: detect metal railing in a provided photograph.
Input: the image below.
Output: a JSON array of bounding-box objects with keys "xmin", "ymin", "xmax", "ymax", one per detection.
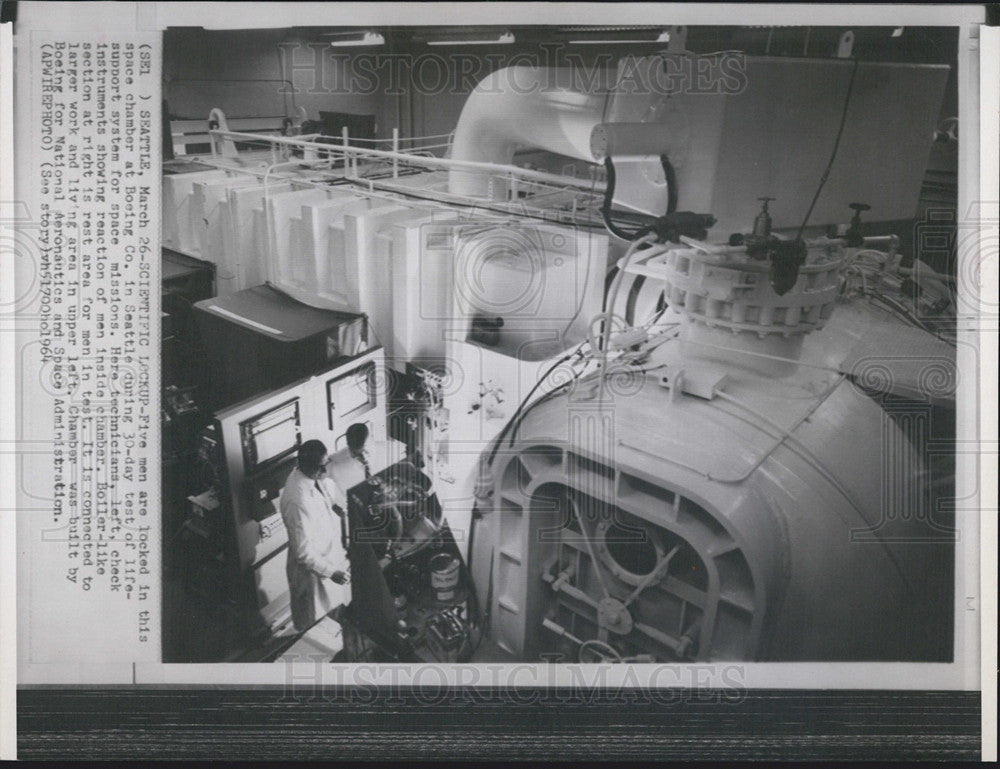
[{"xmin": 188, "ymin": 124, "xmax": 609, "ymax": 229}]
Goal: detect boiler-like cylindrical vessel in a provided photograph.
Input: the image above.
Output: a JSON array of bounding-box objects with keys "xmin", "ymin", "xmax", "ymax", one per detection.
[{"xmin": 481, "ymin": 353, "xmax": 949, "ymax": 662}]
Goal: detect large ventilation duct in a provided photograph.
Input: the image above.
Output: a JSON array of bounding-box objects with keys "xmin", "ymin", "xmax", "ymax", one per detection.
[
  {"xmin": 448, "ymin": 66, "xmax": 606, "ymax": 199},
  {"xmin": 447, "ymin": 65, "xmax": 688, "ymax": 201},
  {"xmin": 449, "ymin": 58, "xmax": 949, "ymax": 235}
]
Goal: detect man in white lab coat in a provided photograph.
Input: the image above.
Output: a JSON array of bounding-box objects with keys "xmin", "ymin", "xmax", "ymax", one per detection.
[
  {"xmin": 280, "ymin": 439, "xmax": 349, "ymax": 633},
  {"xmin": 327, "ymin": 422, "xmax": 403, "ymax": 496}
]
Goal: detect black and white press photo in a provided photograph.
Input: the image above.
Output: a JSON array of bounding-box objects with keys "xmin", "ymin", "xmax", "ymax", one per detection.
[
  {"xmin": 3, "ymin": 2, "xmax": 995, "ymax": 761},
  {"xmin": 158, "ymin": 22, "xmax": 962, "ymax": 666}
]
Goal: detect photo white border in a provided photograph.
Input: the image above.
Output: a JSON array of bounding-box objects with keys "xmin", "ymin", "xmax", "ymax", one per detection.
[
  {"xmin": 1, "ymin": 2, "xmax": 995, "ymax": 760},
  {"xmin": 976, "ymin": 23, "xmax": 998, "ymax": 763},
  {"xmin": 1, "ymin": 18, "xmax": 19, "ymax": 763}
]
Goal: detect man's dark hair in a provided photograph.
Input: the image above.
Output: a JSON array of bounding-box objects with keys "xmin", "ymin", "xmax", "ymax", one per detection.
[
  {"xmin": 298, "ymin": 439, "xmax": 328, "ymax": 476},
  {"xmin": 345, "ymin": 422, "xmax": 369, "ymax": 453}
]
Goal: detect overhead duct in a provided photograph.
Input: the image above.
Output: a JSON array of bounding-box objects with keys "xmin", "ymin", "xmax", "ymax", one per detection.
[
  {"xmin": 449, "ymin": 58, "xmax": 949, "ymax": 234},
  {"xmin": 448, "ymin": 66, "xmax": 606, "ymax": 199},
  {"xmin": 447, "ymin": 63, "xmax": 695, "ymax": 204}
]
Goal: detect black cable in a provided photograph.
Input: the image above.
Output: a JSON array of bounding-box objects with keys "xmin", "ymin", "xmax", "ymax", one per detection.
[
  {"xmin": 601, "ymin": 265, "xmax": 619, "ymax": 314},
  {"xmin": 596, "ymin": 70, "xmax": 649, "ymax": 240},
  {"xmin": 794, "ymin": 57, "xmax": 861, "ymax": 241},
  {"xmin": 506, "ymin": 361, "xmax": 668, "ymax": 449},
  {"xmin": 642, "ymin": 303, "xmax": 669, "ymax": 330},
  {"xmin": 601, "ymin": 157, "xmax": 647, "ymax": 241},
  {"xmin": 505, "ymin": 380, "xmax": 575, "ymax": 449},
  {"xmin": 486, "ymin": 346, "xmax": 585, "ymax": 464},
  {"xmin": 601, "ymin": 154, "xmax": 679, "ymax": 242},
  {"xmin": 661, "ymin": 154, "xmax": 678, "ymax": 214}
]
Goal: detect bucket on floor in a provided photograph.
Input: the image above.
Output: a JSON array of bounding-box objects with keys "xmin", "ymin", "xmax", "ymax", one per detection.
[{"xmin": 429, "ymin": 553, "xmax": 460, "ymax": 601}]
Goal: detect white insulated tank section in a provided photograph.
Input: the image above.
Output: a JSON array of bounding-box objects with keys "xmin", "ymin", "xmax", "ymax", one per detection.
[
  {"xmin": 480, "ymin": 242, "xmax": 951, "ymax": 663},
  {"xmin": 485, "ymin": 369, "xmax": 949, "ymax": 662}
]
